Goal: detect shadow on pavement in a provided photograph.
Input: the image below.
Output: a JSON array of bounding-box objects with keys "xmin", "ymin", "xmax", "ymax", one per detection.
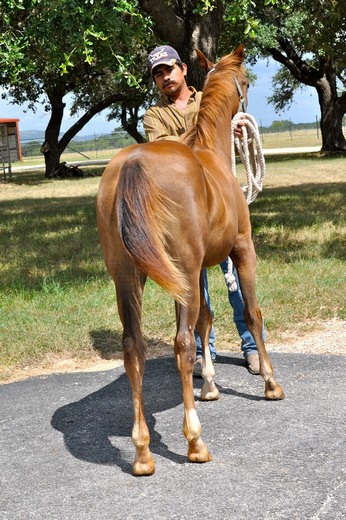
[
  {"xmin": 51, "ymin": 357, "xmax": 186, "ymax": 475},
  {"xmin": 51, "ymin": 355, "xmax": 262, "ymax": 474}
]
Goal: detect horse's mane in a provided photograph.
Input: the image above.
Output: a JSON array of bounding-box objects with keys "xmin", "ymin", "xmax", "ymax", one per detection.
[{"xmin": 183, "ymin": 53, "xmax": 246, "ymax": 149}]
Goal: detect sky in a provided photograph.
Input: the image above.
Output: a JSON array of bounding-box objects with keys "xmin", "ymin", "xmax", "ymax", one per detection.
[{"xmin": 0, "ymin": 58, "xmax": 321, "ymax": 137}]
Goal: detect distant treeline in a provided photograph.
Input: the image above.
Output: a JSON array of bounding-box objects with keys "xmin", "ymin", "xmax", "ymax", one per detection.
[
  {"xmin": 20, "ymin": 119, "xmax": 342, "ymax": 158},
  {"xmin": 259, "ymin": 120, "xmax": 320, "ymax": 133}
]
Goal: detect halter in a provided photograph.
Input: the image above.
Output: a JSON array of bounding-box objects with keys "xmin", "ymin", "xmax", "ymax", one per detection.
[
  {"xmin": 208, "ymin": 67, "xmax": 247, "ymax": 113},
  {"xmin": 234, "ymin": 77, "xmax": 247, "ymax": 113}
]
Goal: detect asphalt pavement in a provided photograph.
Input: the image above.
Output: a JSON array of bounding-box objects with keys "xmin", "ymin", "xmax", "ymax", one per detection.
[{"xmin": 1, "ymin": 352, "xmax": 345, "ymax": 520}]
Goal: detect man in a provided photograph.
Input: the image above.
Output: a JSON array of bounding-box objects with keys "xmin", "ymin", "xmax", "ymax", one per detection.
[{"xmin": 144, "ymin": 45, "xmax": 262, "ymax": 375}]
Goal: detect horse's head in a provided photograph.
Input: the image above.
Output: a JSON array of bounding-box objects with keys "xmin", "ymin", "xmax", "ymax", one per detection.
[
  {"xmin": 182, "ymin": 45, "xmax": 249, "ymax": 163},
  {"xmin": 195, "ymin": 45, "xmax": 248, "ymax": 113},
  {"xmin": 196, "ymin": 45, "xmax": 245, "ymax": 72}
]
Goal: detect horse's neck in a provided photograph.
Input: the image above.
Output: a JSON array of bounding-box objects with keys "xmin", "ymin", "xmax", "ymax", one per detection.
[
  {"xmin": 213, "ymin": 114, "xmax": 234, "ymax": 169},
  {"xmin": 193, "ymin": 93, "xmax": 237, "ymax": 171}
]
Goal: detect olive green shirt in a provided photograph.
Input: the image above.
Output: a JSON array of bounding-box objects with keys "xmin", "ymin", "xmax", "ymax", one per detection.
[{"xmin": 143, "ymin": 87, "xmax": 202, "ymax": 142}]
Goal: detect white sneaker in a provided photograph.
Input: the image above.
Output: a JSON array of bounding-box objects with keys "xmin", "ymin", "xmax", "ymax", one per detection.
[
  {"xmin": 193, "ymin": 358, "xmax": 203, "ymax": 378},
  {"xmin": 246, "ymin": 353, "xmax": 260, "ymax": 375}
]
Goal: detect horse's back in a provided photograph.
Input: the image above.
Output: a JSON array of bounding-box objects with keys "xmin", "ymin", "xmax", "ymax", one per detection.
[{"xmin": 99, "ymin": 141, "xmax": 204, "ymax": 199}]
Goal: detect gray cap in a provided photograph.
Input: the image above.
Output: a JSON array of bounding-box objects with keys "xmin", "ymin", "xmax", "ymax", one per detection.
[{"xmin": 147, "ymin": 45, "xmax": 182, "ymax": 74}]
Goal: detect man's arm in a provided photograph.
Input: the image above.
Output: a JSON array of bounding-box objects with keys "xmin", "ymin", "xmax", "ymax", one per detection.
[
  {"xmin": 144, "ymin": 100, "xmax": 245, "ymax": 142},
  {"xmin": 143, "ymin": 107, "xmax": 183, "ymax": 142}
]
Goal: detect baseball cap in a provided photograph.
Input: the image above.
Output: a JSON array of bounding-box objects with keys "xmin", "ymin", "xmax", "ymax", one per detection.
[{"xmin": 147, "ymin": 45, "xmax": 182, "ymax": 75}]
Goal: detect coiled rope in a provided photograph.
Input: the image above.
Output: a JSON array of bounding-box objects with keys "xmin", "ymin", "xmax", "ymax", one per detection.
[
  {"xmin": 231, "ymin": 112, "xmax": 266, "ymax": 204},
  {"xmin": 225, "ymin": 112, "xmax": 266, "ymax": 292}
]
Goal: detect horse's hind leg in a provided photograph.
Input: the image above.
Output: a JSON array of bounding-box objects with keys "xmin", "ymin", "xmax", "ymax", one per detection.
[
  {"xmin": 115, "ymin": 270, "xmax": 155, "ymax": 476},
  {"xmin": 195, "ymin": 270, "xmax": 219, "ymax": 401},
  {"xmin": 231, "ymin": 241, "xmax": 285, "ymax": 400},
  {"xmin": 174, "ymin": 280, "xmax": 212, "ymax": 463}
]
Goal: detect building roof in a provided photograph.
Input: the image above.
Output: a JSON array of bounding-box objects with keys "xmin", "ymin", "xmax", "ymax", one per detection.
[{"xmin": 0, "ymin": 118, "xmax": 20, "ymax": 123}]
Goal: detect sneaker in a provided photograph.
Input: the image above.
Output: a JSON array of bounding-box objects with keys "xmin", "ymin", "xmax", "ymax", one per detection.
[
  {"xmin": 193, "ymin": 357, "xmax": 216, "ymax": 377},
  {"xmin": 246, "ymin": 353, "xmax": 260, "ymax": 375},
  {"xmin": 193, "ymin": 358, "xmax": 203, "ymax": 378}
]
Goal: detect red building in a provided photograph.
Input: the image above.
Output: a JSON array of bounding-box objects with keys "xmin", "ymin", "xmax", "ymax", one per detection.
[{"xmin": 0, "ymin": 118, "xmax": 22, "ymax": 178}]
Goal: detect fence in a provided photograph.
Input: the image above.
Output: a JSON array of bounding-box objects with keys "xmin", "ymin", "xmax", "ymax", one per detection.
[{"xmin": 18, "ymin": 119, "xmax": 346, "ymax": 164}]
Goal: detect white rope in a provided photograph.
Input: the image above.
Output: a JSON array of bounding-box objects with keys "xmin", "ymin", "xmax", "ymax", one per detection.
[
  {"xmin": 225, "ymin": 112, "xmax": 266, "ymax": 292},
  {"xmin": 224, "ymin": 259, "xmax": 238, "ymax": 292},
  {"xmin": 231, "ymin": 112, "xmax": 266, "ymax": 205}
]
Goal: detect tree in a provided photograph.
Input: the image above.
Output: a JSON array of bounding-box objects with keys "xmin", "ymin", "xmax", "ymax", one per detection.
[
  {"xmin": 138, "ymin": 0, "xmax": 225, "ymax": 90},
  {"xmin": 0, "ymin": 0, "xmax": 153, "ymax": 176},
  {"xmin": 110, "ymin": 0, "xmax": 226, "ymax": 136},
  {"xmin": 220, "ymin": 0, "xmax": 346, "ymax": 151}
]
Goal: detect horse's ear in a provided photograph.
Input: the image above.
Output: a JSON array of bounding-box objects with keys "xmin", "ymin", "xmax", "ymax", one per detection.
[
  {"xmin": 195, "ymin": 49, "xmax": 215, "ymax": 73},
  {"xmin": 233, "ymin": 45, "xmax": 245, "ymax": 62}
]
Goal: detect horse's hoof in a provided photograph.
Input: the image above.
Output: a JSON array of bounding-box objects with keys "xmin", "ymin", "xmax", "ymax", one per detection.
[
  {"xmin": 265, "ymin": 380, "xmax": 285, "ymax": 400},
  {"xmin": 201, "ymin": 384, "xmax": 220, "ymax": 401},
  {"xmin": 133, "ymin": 454, "xmax": 156, "ymax": 476},
  {"xmin": 133, "ymin": 461, "xmax": 156, "ymax": 476},
  {"xmin": 188, "ymin": 449, "xmax": 212, "ymax": 463},
  {"xmin": 188, "ymin": 439, "xmax": 212, "ymax": 463}
]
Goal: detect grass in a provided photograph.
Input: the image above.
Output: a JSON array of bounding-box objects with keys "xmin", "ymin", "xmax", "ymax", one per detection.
[
  {"xmin": 258, "ymin": 127, "xmax": 322, "ymax": 149},
  {"xmin": 0, "ymin": 154, "xmax": 345, "ymax": 381}
]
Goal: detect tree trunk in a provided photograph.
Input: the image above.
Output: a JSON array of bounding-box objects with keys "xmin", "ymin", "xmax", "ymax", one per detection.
[
  {"xmin": 178, "ymin": 2, "xmax": 224, "ymax": 90},
  {"xmin": 41, "ymin": 94, "xmax": 65, "ymax": 178},
  {"xmin": 40, "ymin": 89, "xmax": 130, "ymax": 177},
  {"xmin": 139, "ymin": 0, "xmax": 224, "ymax": 90},
  {"xmin": 316, "ymin": 72, "xmax": 346, "ymax": 152},
  {"xmin": 121, "ymin": 106, "xmax": 146, "ymax": 143}
]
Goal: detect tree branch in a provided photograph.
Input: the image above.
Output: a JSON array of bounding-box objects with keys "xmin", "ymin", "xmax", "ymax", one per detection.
[
  {"xmin": 269, "ymin": 38, "xmax": 321, "ymax": 87},
  {"xmin": 58, "ymin": 93, "xmax": 127, "ymax": 151}
]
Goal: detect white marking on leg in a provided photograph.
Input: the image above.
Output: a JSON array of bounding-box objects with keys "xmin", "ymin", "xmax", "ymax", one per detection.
[{"xmin": 184, "ymin": 408, "xmax": 201, "ymax": 442}]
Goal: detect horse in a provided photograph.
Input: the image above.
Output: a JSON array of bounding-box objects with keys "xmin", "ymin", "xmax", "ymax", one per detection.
[{"xmin": 96, "ymin": 45, "xmax": 284, "ymax": 476}]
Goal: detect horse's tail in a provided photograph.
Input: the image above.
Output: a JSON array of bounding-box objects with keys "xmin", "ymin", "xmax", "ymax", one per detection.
[{"xmin": 116, "ymin": 159, "xmax": 189, "ymax": 305}]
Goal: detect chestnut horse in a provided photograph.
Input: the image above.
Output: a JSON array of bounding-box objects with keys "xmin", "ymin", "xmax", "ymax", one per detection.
[{"xmin": 96, "ymin": 46, "xmax": 284, "ymax": 476}]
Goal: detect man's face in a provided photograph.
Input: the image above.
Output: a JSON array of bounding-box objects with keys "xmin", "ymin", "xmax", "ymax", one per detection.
[{"xmin": 152, "ymin": 63, "xmax": 187, "ymax": 96}]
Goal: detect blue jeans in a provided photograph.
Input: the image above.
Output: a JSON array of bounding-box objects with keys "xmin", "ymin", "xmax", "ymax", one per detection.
[
  {"xmin": 194, "ymin": 269, "xmax": 217, "ymax": 361},
  {"xmin": 195, "ymin": 259, "xmax": 264, "ymax": 360}
]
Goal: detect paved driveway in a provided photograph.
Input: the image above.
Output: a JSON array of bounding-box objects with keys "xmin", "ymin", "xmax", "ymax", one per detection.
[{"xmin": 1, "ymin": 352, "xmax": 345, "ymax": 519}]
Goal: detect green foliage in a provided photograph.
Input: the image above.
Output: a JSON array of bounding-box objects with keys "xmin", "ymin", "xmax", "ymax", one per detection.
[
  {"xmin": 221, "ymin": 0, "xmax": 345, "ymax": 64},
  {"xmin": 268, "ymin": 65, "xmax": 303, "ymax": 111},
  {"xmin": 1, "ymin": 0, "xmax": 345, "ymax": 157},
  {"xmin": 268, "ymin": 120, "xmax": 293, "ymax": 132},
  {"xmin": 219, "ymin": 0, "xmax": 346, "ymax": 120},
  {"xmin": 223, "ymin": 0, "xmax": 263, "ymax": 40},
  {"xmin": 192, "ymin": 0, "xmax": 217, "ymax": 15},
  {"xmin": 0, "ymin": 0, "xmax": 153, "ymax": 107}
]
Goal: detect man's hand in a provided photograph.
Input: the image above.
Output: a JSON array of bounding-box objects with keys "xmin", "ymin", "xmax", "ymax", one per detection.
[{"xmin": 234, "ymin": 115, "xmax": 246, "ymax": 138}]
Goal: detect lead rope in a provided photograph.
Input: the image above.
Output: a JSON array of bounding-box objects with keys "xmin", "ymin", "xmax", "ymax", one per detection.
[
  {"xmin": 231, "ymin": 112, "xmax": 266, "ymax": 204},
  {"xmin": 225, "ymin": 112, "xmax": 266, "ymax": 292}
]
